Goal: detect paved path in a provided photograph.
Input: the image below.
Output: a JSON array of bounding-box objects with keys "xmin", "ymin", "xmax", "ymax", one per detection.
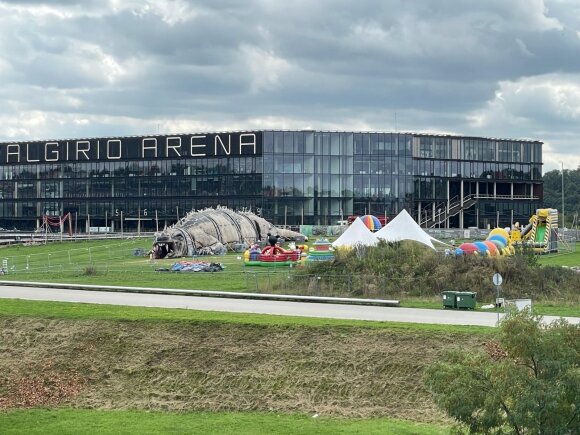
[{"xmin": 1, "ymin": 285, "xmax": 578, "ymax": 327}]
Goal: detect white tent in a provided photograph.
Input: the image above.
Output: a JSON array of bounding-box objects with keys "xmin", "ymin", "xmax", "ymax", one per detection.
[
  {"xmin": 374, "ymin": 209, "xmax": 443, "ymax": 250},
  {"xmin": 332, "ymin": 217, "xmax": 379, "ymax": 248}
]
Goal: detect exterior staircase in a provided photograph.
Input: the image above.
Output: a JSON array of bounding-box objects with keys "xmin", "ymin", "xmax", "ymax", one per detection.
[{"xmin": 420, "ymin": 194, "xmax": 478, "ymax": 228}]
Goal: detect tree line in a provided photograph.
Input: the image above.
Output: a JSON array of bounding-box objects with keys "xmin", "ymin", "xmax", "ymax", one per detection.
[{"xmin": 542, "ymin": 167, "xmax": 580, "ymax": 227}]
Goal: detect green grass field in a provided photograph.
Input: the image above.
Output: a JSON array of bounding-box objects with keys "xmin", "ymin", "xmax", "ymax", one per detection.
[
  {"xmin": 537, "ymin": 244, "xmax": 580, "ymax": 267},
  {"xmin": 0, "ymin": 237, "xmax": 578, "ymax": 317},
  {"xmin": 0, "ymin": 298, "xmax": 493, "ymax": 334},
  {"xmin": 0, "ymin": 409, "xmax": 448, "ymax": 435}
]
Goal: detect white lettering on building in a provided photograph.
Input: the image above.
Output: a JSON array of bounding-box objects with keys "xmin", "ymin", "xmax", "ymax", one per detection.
[
  {"xmin": 166, "ymin": 137, "xmax": 181, "ymax": 157},
  {"xmin": 107, "ymin": 140, "xmax": 122, "ymax": 159},
  {"xmin": 45, "ymin": 142, "xmax": 59, "ymax": 161},
  {"xmin": 76, "ymin": 141, "xmax": 90, "ymax": 160},
  {"xmin": 239, "ymin": 133, "xmax": 256, "ymax": 154},
  {"xmin": 6, "ymin": 144, "xmax": 20, "ymax": 163},
  {"xmin": 215, "ymin": 134, "xmax": 231, "ymax": 155},
  {"xmin": 190, "ymin": 136, "xmax": 207, "ymax": 157},
  {"xmin": 142, "ymin": 138, "xmax": 158, "ymax": 158},
  {"xmin": 26, "ymin": 143, "xmax": 39, "ymax": 162}
]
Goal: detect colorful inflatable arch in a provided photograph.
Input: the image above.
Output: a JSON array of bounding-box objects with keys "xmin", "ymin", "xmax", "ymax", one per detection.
[{"xmin": 456, "ymin": 228, "xmax": 515, "ymax": 256}]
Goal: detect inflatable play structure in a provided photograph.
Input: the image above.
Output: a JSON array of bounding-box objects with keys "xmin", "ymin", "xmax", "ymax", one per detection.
[
  {"xmin": 244, "ymin": 233, "xmax": 302, "ymax": 266},
  {"xmin": 457, "ymin": 208, "xmax": 559, "ymax": 256},
  {"xmin": 457, "ymin": 227, "xmax": 515, "ymax": 256},
  {"xmin": 306, "ymin": 238, "xmax": 334, "ymax": 262},
  {"xmin": 515, "ymin": 208, "xmax": 558, "ymax": 254},
  {"xmin": 153, "ymin": 207, "xmax": 305, "ymax": 259}
]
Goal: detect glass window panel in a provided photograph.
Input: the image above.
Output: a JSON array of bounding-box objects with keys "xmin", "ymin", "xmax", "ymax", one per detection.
[
  {"xmin": 341, "ymin": 157, "xmax": 353, "ymax": 174},
  {"xmin": 322, "ymin": 133, "xmax": 331, "ymax": 155},
  {"xmin": 330, "ymin": 157, "xmax": 340, "ymax": 174},
  {"xmin": 294, "ymin": 132, "xmax": 305, "ymax": 154},
  {"xmin": 362, "ymin": 134, "xmax": 370, "ymax": 154},
  {"xmin": 274, "ymin": 133, "xmax": 284, "ymax": 154},
  {"xmin": 303, "ymin": 155, "xmax": 314, "ymax": 173},
  {"xmin": 283, "ymin": 155, "xmax": 294, "ymax": 173},
  {"xmin": 305, "ymin": 132, "xmax": 314, "ymax": 154},
  {"xmin": 263, "ymin": 132, "xmax": 273, "ymax": 153},
  {"xmin": 292, "ymin": 175, "xmax": 303, "ymax": 196},
  {"xmin": 303, "ymin": 174, "xmax": 314, "ymax": 196},
  {"xmin": 330, "ymin": 174, "xmax": 340, "ymax": 196},
  {"xmin": 283, "ymin": 132, "xmax": 293, "ymax": 153},
  {"xmin": 370, "ymin": 134, "xmax": 380, "ymax": 154},
  {"xmin": 273, "ymin": 156, "xmax": 284, "ymax": 173},
  {"xmin": 330, "ymin": 133, "xmax": 340, "ymax": 155},
  {"xmin": 420, "ymin": 137, "xmax": 433, "ymax": 158},
  {"xmin": 354, "ymin": 134, "xmax": 363, "ymax": 154},
  {"xmin": 354, "ymin": 157, "xmax": 369, "ymax": 174},
  {"xmin": 315, "ymin": 134, "xmax": 323, "ymax": 155}
]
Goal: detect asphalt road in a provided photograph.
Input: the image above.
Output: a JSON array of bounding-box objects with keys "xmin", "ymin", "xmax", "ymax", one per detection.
[{"xmin": 0, "ymin": 285, "xmax": 577, "ymax": 327}]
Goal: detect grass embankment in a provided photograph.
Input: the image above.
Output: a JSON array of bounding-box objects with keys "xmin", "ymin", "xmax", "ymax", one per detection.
[{"xmin": 0, "ymin": 300, "xmax": 489, "ymax": 429}]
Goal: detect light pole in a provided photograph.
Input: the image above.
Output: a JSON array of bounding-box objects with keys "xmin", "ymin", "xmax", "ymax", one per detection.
[{"xmin": 561, "ymin": 162, "xmax": 565, "ymax": 229}]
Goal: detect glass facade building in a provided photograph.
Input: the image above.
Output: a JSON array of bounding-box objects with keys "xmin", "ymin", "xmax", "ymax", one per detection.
[{"xmin": 0, "ymin": 130, "xmax": 542, "ymax": 231}]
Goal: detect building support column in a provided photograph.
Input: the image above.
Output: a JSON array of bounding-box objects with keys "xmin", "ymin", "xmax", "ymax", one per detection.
[
  {"xmin": 459, "ymin": 180, "xmax": 464, "ymax": 229},
  {"xmin": 446, "ymin": 179, "xmax": 450, "ymax": 229},
  {"xmin": 510, "ymin": 183, "xmax": 514, "ymax": 199},
  {"xmin": 417, "ymin": 202, "xmax": 422, "ymax": 225}
]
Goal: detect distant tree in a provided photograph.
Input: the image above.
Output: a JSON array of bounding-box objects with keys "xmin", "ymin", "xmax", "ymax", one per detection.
[
  {"xmin": 424, "ymin": 310, "xmax": 579, "ymax": 434},
  {"xmin": 543, "ymin": 168, "xmax": 580, "ymax": 227}
]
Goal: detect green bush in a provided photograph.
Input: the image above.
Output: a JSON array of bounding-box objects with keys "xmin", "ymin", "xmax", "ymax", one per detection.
[
  {"xmin": 290, "ymin": 241, "xmax": 580, "ymax": 302},
  {"xmin": 82, "ymin": 265, "xmax": 99, "ymax": 276},
  {"xmin": 424, "ymin": 310, "xmax": 579, "ymax": 434}
]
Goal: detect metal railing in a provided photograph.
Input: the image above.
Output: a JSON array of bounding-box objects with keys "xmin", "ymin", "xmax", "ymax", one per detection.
[{"xmin": 419, "ymin": 194, "xmax": 541, "ymax": 228}]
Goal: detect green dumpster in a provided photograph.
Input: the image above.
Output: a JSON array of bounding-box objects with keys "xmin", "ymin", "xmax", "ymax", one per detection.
[
  {"xmin": 456, "ymin": 292, "xmax": 477, "ymax": 310},
  {"xmin": 442, "ymin": 291, "xmax": 457, "ymax": 309}
]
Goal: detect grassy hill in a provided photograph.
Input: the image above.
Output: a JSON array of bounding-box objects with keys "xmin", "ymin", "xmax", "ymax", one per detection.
[{"xmin": 0, "ymin": 299, "xmax": 490, "ymax": 432}]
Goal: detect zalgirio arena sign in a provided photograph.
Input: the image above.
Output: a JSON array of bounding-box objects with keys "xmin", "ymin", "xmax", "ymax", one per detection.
[{"xmin": 0, "ymin": 132, "xmax": 261, "ymax": 164}]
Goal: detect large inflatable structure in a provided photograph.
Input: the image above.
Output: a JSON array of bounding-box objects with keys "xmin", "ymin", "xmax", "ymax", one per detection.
[
  {"xmin": 244, "ymin": 233, "xmax": 302, "ymax": 267},
  {"xmin": 457, "ymin": 227, "xmax": 515, "ymax": 256},
  {"xmin": 152, "ymin": 207, "xmax": 305, "ymax": 259},
  {"xmin": 457, "ymin": 208, "xmax": 559, "ymax": 256},
  {"xmin": 515, "ymin": 208, "xmax": 558, "ymax": 254}
]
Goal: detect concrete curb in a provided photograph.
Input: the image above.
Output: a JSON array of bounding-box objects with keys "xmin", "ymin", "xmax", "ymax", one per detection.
[{"xmin": 0, "ymin": 280, "xmax": 400, "ymax": 307}]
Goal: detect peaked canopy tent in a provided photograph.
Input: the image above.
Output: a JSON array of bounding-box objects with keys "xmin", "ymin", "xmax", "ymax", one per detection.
[
  {"xmin": 374, "ymin": 209, "xmax": 447, "ymax": 250},
  {"xmin": 332, "ymin": 217, "xmax": 379, "ymax": 248}
]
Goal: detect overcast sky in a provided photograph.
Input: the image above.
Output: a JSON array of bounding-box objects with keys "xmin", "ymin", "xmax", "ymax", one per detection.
[{"xmin": 0, "ymin": 0, "xmax": 579, "ymax": 172}]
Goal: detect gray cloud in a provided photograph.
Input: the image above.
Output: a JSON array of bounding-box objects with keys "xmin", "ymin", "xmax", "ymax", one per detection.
[{"xmin": 0, "ymin": 0, "xmax": 579, "ymax": 171}]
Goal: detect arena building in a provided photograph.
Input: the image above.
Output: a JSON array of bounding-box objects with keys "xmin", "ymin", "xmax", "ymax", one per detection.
[{"xmin": 0, "ymin": 130, "xmax": 542, "ymax": 231}]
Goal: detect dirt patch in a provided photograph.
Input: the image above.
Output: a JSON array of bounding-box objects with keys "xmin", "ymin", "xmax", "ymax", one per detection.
[
  {"xmin": 0, "ymin": 317, "xmax": 481, "ymax": 423},
  {"xmin": 0, "ymin": 359, "xmax": 86, "ymax": 409}
]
